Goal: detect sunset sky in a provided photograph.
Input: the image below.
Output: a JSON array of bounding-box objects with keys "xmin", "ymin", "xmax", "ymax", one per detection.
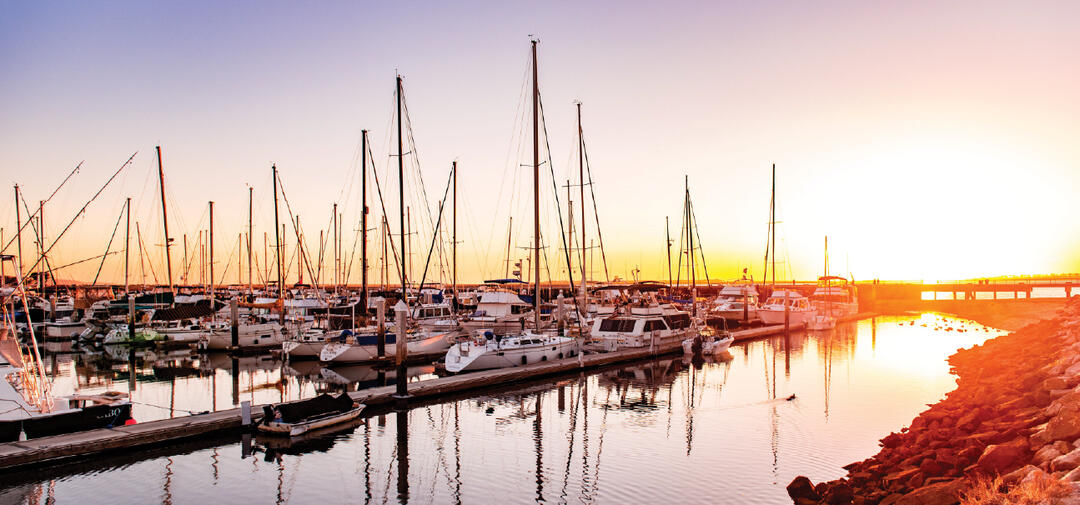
[{"xmin": 1, "ymin": 1, "xmax": 1077, "ymax": 286}]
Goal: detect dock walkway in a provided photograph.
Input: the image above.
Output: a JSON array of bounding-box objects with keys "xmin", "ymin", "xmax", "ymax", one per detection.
[{"xmin": 0, "ymin": 312, "xmax": 873, "ymax": 470}]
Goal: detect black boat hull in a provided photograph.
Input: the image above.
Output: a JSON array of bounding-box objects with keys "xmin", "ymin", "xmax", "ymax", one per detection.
[{"xmin": 0, "ymin": 402, "xmax": 132, "ymax": 442}]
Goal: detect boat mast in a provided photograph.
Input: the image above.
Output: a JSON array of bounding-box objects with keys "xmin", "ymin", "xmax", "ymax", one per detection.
[
  {"xmin": 577, "ymin": 102, "xmax": 587, "ymax": 300},
  {"xmin": 504, "ymin": 216, "xmax": 513, "ymax": 278},
  {"xmin": 771, "ymin": 163, "xmax": 776, "ymax": 287},
  {"xmin": 451, "ymin": 160, "xmax": 457, "ymax": 311},
  {"xmin": 397, "ymin": 74, "xmax": 408, "ymax": 316},
  {"xmin": 531, "ymin": 39, "xmax": 541, "ymax": 330},
  {"xmin": 333, "ymin": 202, "xmax": 338, "ymax": 294},
  {"xmin": 209, "ymin": 201, "xmax": 215, "ymax": 299},
  {"xmin": 13, "ymin": 185, "xmax": 22, "ymax": 275},
  {"xmin": 361, "ymin": 130, "xmax": 369, "ymax": 312},
  {"xmin": 272, "ymin": 164, "xmax": 283, "ymax": 303},
  {"xmin": 124, "ymin": 197, "xmax": 131, "ymax": 296},
  {"xmin": 248, "ymin": 186, "xmax": 253, "ymax": 296},
  {"xmin": 686, "ymin": 176, "xmax": 696, "ymax": 316},
  {"xmin": 156, "ymin": 146, "xmax": 174, "ymax": 293}
]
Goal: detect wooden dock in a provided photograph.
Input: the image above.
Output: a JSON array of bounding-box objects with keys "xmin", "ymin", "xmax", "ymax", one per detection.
[{"xmin": 0, "ymin": 313, "xmax": 874, "ymax": 470}]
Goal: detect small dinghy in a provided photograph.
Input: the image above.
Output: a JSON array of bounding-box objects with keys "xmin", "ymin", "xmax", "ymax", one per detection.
[
  {"xmin": 682, "ymin": 331, "xmax": 734, "ymax": 356},
  {"xmin": 258, "ymin": 393, "xmax": 365, "ymax": 437}
]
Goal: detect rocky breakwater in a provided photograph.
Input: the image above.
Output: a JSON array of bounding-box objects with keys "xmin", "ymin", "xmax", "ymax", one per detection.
[{"xmin": 788, "ymin": 299, "xmax": 1080, "ymax": 505}]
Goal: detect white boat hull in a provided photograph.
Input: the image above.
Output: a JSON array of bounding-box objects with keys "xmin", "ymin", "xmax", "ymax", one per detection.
[
  {"xmin": 445, "ymin": 337, "xmax": 579, "ymax": 373},
  {"xmin": 319, "ymin": 332, "xmax": 454, "ymax": 363},
  {"xmin": 759, "ymin": 308, "xmax": 814, "ymax": 326}
]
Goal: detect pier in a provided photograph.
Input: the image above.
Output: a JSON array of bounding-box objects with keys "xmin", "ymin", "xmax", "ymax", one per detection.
[{"xmin": 0, "ymin": 312, "xmax": 872, "ymax": 471}]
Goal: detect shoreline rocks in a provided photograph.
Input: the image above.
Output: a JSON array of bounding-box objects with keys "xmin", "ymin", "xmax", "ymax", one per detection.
[{"xmin": 788, "ymin": 299, "xmax": 1080, "ymax": 505}]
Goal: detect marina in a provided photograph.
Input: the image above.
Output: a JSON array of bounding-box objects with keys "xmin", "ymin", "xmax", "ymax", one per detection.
[{"xmin": 0, "ymin": 315, "xmax": 1006, "ymax": 504}]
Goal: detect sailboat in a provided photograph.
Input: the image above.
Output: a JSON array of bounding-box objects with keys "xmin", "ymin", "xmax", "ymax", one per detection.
[
  {"xmin": 807, "ymin": 236, "xmax": 837, "ymax": 331},
  {"xmin": 444, "ymin": 40, "xmax": 578, "ymax": 373},
  {"xmin": 0, "ymin": 255, "xmax": 132, "ymax": 442}
]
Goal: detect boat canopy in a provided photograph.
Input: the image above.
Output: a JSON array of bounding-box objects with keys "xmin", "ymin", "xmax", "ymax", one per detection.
[
  {"xmin": 483, "ymin": 279, "xmax": 527, "ymax": 285},
  {"xmin": 264, "ymin": 393, "xmax": 354, "ymax": 424}
]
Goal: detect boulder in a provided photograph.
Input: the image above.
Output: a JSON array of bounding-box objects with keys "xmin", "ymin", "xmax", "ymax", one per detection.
[
  {"xmin": 1045, "ymin": 414, "xmax": 1080, "ymax": 442},
  {"xmin": 1052, "ymin": 447, "xmax": 1080, "ymax": 472},
  {"xmin": 1002, "ymin": 464, "xmax": 1040, "ymax": 484},
  {"xmin": 823, "ymin": 481, "xmax": 854, "ymax": 505},
  {"xmin": 1033, "ymin": 443, "xmax": 1064, "ymax": 467},
  {"xmin": 786, "ymin": 476, "xmax": 820, "ymax": 503},
  {"xmin": 976, "ymin": 439, "xmax": 1029, "ymax": 474},
  {"xmin": 890, "ymin": 480, "xmax": 962, "ymax": 505},
  {"xmin": 1065, "ymin": 465, "xmax": 1080, "ymax": 482}
]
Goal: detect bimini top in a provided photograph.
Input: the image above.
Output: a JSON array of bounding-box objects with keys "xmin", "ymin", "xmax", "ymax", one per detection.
[{"xmin": 483, "ymin": 279, "xmax": 527, "ymax": 285}]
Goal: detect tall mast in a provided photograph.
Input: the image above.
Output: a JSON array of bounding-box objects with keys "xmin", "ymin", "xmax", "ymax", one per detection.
[
  {"xmin": 137, "ymin": 222, "xmax": 146, "ymax": 287},
  {"xmin": 209, "ymin": 201, "xmax": 214, "ymax": 297},
  {"xmin": 156, "ymin": 146, "xmax": 174, "ymax": 293},
  {"xmin": 296, "ymin": 216, "xmax": 303, "ymax": 285},
  {"xmin": 248, "ymin": 186, "xmax": 253, "ymax": 295},
  {"xmin": 577, "ymin": 102, "xmax": 587, "ymax": 299},
  {"xmin": 771, "ymin": 163, "xmax": 776, "ymax": 287},
  {"xmin": 504, "ymin": 217, "xmax": 513, "ymax": 278},
  {"xmin": 38, "ymin": 201, "xmax": 44, "ymax": 287},
  {"xmin": 396, "ymin": 75, "xmax": 407, "ymax": 313},
  {"xmin": 272, "ymin": 164, "xmax": 283, "ymax": 300},
  {"xmin": 13, "ymin": 185, "xmax": 22, "ymax": 275},
  {"xmin": 686, "ymin": 176, "xmax": 696, "ymax": 315},
  {"xmin": 531, "ymin": 39, "xmax": 541, "ymax": 330},
  {"xmin": 333, "ymin": 202, "xmax": 338, "ymax": 293},
  {"xmin": 124, "ymin": 198, "xmax": 131, "ymax": 295},
  {"xmin": 360, "ymin": 130, "xmax": 369, "ymax": 312},
  {"xmin": 451, "ymin": 160, "xmax": 457, "ymax": 311}
]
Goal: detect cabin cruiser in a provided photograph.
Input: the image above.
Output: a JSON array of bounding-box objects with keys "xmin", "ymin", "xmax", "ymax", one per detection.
[
  {"xmin": 318, "ymin": 327, "xmax": 457, "ymax": 363},
  {"xmin": 411, "ymin": 302, "xmax": 460, "ymax": 332},
  {"xmin": 758, "ymin": 289, "xmax": 815, "ymax": 326},
  {"xmin": 444, "ymin": 329, "xmax": 579, "ymax": 373},
  {"xmin": 589, "ymin": 299, "xmax": 697, "ymax": 351},
  {"xmin": 459, "ymin": 291, "xmax": 534, "ymax": 335},
  {"xmin": 199, "ymin": 321, "xmax": 288, "ymax": 351},
  {"xmin": 706, "ymin": 284, "xmax": 761, "ymax": 324},
  {"xmin": 809, "ymin": 276, "xmax": 858, "ymax": 318}
]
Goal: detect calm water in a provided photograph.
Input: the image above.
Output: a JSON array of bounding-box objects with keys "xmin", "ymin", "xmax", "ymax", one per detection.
[{"xmin": 3, "ymin": 313, "xmax": 1005, "ymax": 504}]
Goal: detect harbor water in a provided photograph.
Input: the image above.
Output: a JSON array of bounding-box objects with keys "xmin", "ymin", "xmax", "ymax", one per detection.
[{"xmin": 2, "ymin": 313, "xmax": 1005, "ymax": 504}]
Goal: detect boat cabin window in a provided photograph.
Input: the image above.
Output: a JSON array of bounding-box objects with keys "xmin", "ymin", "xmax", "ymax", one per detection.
[
  {"xmin": 663, "ymin": 314, "xmax": 691, "ymax": 330},
  {"xmin": 598, "ymin": 318, "xmax": 636, "ymax": 333},
  {"xmin": 643, "ymin": 319, "xmax": 667, "ymax": 332}
]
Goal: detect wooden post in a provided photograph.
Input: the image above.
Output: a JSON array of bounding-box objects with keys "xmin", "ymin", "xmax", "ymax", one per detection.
[
  {"xmin": 377, "ymin": 298, "xmax": 386, "ymax": 358},
  {"xmin": 128, "ymin": 295, "xmax": 135, "ymax": 341},
  {"xmin": 230, "ymin": 297, "xmax": 239, "ymax": 349},
  {"xmin": 393, "ymin": 300, "xmax": 408, "ymax": 399}
]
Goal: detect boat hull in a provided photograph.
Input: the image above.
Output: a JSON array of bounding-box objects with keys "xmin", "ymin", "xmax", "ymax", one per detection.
[
  {"xmin": 759, "ymin": 309, "xmax": 814, "ymax": 326},
  {"xmin": 444, "ymin": 338, "xmax": 579, "ymax": 373},
  {"xmin": 0, "ymin": 402, "xmax": 132, "ymax": 442},
  {"xmin": 257, "ymin": 405, "xmax": 365, "ymax": 437}
]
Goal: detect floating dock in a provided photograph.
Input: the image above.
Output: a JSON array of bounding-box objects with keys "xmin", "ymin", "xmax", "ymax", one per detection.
[{"xmin": 0, "ymin": 312, "xmax": 873, "ymax": 470}]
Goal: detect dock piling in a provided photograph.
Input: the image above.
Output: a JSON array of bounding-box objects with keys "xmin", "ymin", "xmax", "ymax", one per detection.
[{"xmin": 230, "ymin": 298, "xmax": 239, "ymax": 349}]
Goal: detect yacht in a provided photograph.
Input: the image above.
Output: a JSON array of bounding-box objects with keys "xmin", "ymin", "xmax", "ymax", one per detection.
[
  {"xmin": 200, "ymin": 321, "xmax": 288, "ymax": 351},
  {"xmin": 459, "ymin": 291, "xmax": 534, "ymax": 335},
  {"xmin": 809, "ymin": 276, "xmax": 859, "ymax": 318},
  {"xmin": 706, "ymin": 284, "xmax": 761, "ymax": 324},
  {"xmin": 590, "ymin": 299, "xmax": 697, "ymax": 351},
  {"xmin": 444, "ymin": 330, "xmax": 579, "ymax": 373},
  {"xmin": 758, "ymin": 289, "xmax": 815, "ymax": 326},
  {"xmin": 318, "ymin": 327, "xmax": 457, "ymax": 363}
]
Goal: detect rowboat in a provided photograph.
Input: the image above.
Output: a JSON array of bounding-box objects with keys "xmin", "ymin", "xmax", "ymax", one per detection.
[{"xmin": 257, "ymin": 393, "xmax": 365, "ymax": 437}]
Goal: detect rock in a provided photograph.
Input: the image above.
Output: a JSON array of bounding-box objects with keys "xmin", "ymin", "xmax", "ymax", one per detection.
[
  {"xmin": 1002, "ymin": 464, "xmax": 1040, "ymax": 484},
  {"xmin": 823, "ymin": 481, "xmax": 854, "ymax": 505},
  {"xmin": 1065, "ymin": 466, "xmax": 1080, "ymax": 482},
  {"xmin": 1045, "ymin": 414, "xmax": 1080, "ymax": 442},
  {"xmin": 890, "ymin": 480, "xmax": 962, "ymax": 505},
  {"xmin": 1045, "ymin": 376, "xmax": 1069, "ymax": 391},
  {"xmin": 976, "ymin": 438, "xmax": 1029, "ymax": 474},
  {"xmin": 1033, "ymin": 443, "xmax": 1064, "ymax": 466},
  {"xmin": 786, "ymin": 476, "xmax": 820, "ymax": 502},
  {"xmin": 1019, "ymin": 467, "xmax": 1051, "ymax": 485},
  {"xmin": 1052, "ymin": 447, "xmax": 1080, "ymax": 472},
  {"xmin": 920, "ymin": 458, "xmax": 947, "ymax": 478}
]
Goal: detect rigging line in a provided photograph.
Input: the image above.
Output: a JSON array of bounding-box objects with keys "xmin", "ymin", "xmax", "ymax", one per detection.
[
  {"xmin": 51, "ymin": 251, "xmax": 119, "ymax": 272},
  {"xmin": 215, "ymin": 233, "xmax": 242, "ymax": 286},
  {"xmin": 580, "ymin": 137, "xmax": 610, "ymax": 282},
  {"xmin": 25, "ymin": 153, "xmax": 138, "ymax": 277},
  {"xmin": 689, "ymin": 193, "xmax": 711, "ymax": 286},
  {"xmin": 273, "ymin": 172, "xmax": 324, "ymax": 297},
  {"xmin": 399, "ymin": 85, "xmax": 439, "ymax": 236},
  {"xmin": 366, "ymin": 137, "xmax": 404, "ymax": 282},
  {"xmin": 675, "ymin": 193, "xmax": 686, "ymax": 287},
  {"xmin": 0, "ymin": 161, "xmax": 84, "ymax": 255},
  {"xmin": 90, "ymin": 203, "xmax": 127, "ymax": 286},
  {"xmin": 537, "ymin": 88, "xmax": 585, "ymax": 326},
  {"xmin": 137, "ymin": 222, "xmax": 160, "ymax": 284},
  {"xmin": 17, "ymin": 193, "xmax": 59, "ymax": 285}
]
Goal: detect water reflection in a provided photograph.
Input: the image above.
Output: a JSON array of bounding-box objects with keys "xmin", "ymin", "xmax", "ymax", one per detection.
[{"xmin": 6, "ymin": 314, "xmax": 1007, "ymax": 505}]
